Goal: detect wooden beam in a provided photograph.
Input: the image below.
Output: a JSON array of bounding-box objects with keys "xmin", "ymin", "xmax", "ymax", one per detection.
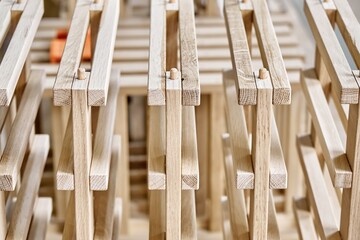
[
  {"xmin": 90, "ymin": 72, "xmax": 119, "ymax": 190},
  {"xmin": 0, "ymin": 0, "xmax": 13, "ymax": 46},
  {"xmin": 179, "ymin": 0, "xmax": 200, "ymax": 106},
  {"xmin": 224, "ymin": 0, "xmax": 256, "ymax": 105},
  {"xmin": 88, "ymin": 0, "xmax": 119, "ymax": 106},
  {"xmin": 0, "ymin": 0, "xmax": 43, "ymax": 106},
  {"xmin": 28, "ymin": 197, "xmax": 53, "ymax": 240},
  {"xmin": 0, "ymin": 70, "xmax": 45, "ymax": 191},
  {"xmin": 72, "ymin": 71, "xmax": 94, "ymax": 239},
  {"xmin": 148, "ymin": 0, "xmax": 166, "ymax": 106},
  {"xmin": 181, "ymin": 190, "xmax": 197, "ymax": 240},
  {"xmin": 53, "ymin": 0, "xmax": 91, "ymax": 106},
  {"xmin": 304, "ymin": 0, "xmax": 359, "ymax": 104},
  {"xmin": 301, "ymin": 69, "xmax": 352, "ymax": 188},
  {"xmin": 6, "ymin": 135, "xmax": 49, "ymax": 240},
  {"xmin": 252, "ymin": 0, "xmax": 291, "ymax": 105}
]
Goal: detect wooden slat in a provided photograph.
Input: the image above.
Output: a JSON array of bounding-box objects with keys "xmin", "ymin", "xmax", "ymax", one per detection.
[
  {"xmin": 296, "ymin": 135, "xmax": 341, "ymax": 239},
  {"xmin": 88, "ymin": 0, "xmax": 119, "ymax": 106},
  {"xmin": 293, "ymin": 197, "xmax": 318, "ymax": 240},
  {"xmin": 148, "ymin": 106, "xmax": 199, "ymax": 190},
  {"xmin": 28, "ymin": 197, "xmax": 53, "ymax": 240},
  {"xmin": 56, "ymin": 113, "xmax": 74, "ymax": 190},
  {"xmin": 221, "ymin": 134, "xmax": 250, "ymax": 239},
  {"xmin": 301, "ymin": 69, "xmax": 352, "ymax": 188},
  {"xmin": 90, "ymin": 72, "xmax": 119, "ymax": 190},
  {"xmin": 221, "ymin": 196, "xmax": 233, "ymax": 240},
  {"xmin": 268, "ymin": 192, "xmax": 280, "ymax": 239},
  {"xmin": 332, "ymin": 0, "xmax": 360, "ymax": 69},
  {"xmin": 147, "ymin": 0, "xmax": 166, "ymax": 106},
  {"xmin": 0, "ymin": 0, "xmax": 43, "ymax": 106},
  {"xmin": 149, "ymin": 190, "xmax": 165, "ymax": 240},
  {"xmin": 62, "ymin": 193, "xmax": 76, "ymax": 240},
  {"xmin": 72, "ymin": 72, "xmax": 94, "ymax": 239},
  {"xmin": 93, "ymin": 135, "xmax": 121, "ymax": 240},
  {"xmin": 224, "ymin": 0, "xmax": 256, "ymax": 105},
  {"xmin": 181, "ymin": 190, "xmax": 197, "ymax": 240},
  {"xmin": 165, "ymin": 72, "xmax": 182, "ymax": 240},
  {"xmin": 179, "ymin": 0, "xmax": 200, "ymax": 106},
  {"xmin": 0, "ymin": 0, "xmax": 12, "ymax": 46},
  {"xmin": 0, "ymin": 70, "xmax": 45, "ymax": 191},
  {"xmin": 252, "ymin": 0, "xmax": 291, "ymax": 105},
  {"xmin": 112, "ymin": 198, "xmax": 122, "ymax": 240},
  {"xmin": 223, "ymin": 70, "xmax": 254, "ymax": 189},
  {"xmin": 6, "ymin": 135, "xmax": 49, "ymax": 240},
  {"xmin": 53, "ymin": 0, "xmax": 90, "ymax": 106},
  {"xmin": 304, "ymin": 0, "xmax": 359, "ymax": 104}
]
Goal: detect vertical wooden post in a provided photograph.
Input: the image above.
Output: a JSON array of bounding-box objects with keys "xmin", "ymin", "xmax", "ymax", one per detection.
[
  {"xmin": 72, "ymin": 72, "xmax": 94, "ymax": 239},
  {"xmin": 166, "ymin": 69, "xmax": 182, "ymax": 240},
  {"xmin": 249, "ymin": 70, "xmax": 272, "ymax": 239}
]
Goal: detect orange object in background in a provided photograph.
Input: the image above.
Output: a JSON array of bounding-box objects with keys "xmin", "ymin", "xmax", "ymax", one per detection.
[{"xmin": 49, "ymin": 28, "xmax": 91, "ymax": 63}]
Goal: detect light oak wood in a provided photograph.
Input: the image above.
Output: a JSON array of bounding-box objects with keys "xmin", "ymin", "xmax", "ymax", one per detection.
[
  {"xmin": 293, "ymin": 197, "xmax": 318, "ymax": 240},
  {"xmin": 28, "ymin": 197, "xmax": 53, "ymax": 240},
  {"xmin": 0, "ymin": 1, "xmax": 12, "ymax": 46},
  {"xmin": 72, "ymin": 72, "xmax": 94, "ymax": 239},
  {"xmin": 6, "ymin": 135, "xmax": 49, "ymax": 240},
  {"xmin": 181, "ymin": 190, "xmax": 197, "ymax": 240},
  {"xmin": 0, "ymin": 70, "xmax": 45, "ymax": 191},
  {"xmin": 88, "ymin": 0, "xmax": 119, "ymax": 106},
  {"xmin": 0, "ymin": 0, "xmax": 43, "ymax": 106},
  {"xmin": 179, "ymin": 0, "xmax": 200, "ymax": 106}
]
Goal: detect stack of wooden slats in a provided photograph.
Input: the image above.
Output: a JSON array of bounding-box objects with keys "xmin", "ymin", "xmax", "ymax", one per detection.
[{"xmin": 294, "ymin": 0, "xmax": 360, "ymax": 239}]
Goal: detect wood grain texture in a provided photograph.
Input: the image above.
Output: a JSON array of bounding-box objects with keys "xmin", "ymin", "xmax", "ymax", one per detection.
[
  {"xmin": 62, "ymin": 192, "xmax": 76, "ymax": 240},
  {"xmin": 72, "ymin": 72, "xmax": 94, "ymax": 239},
  {"xmin": 165, "ymin": 73, "xmax": 182, "ymax": 240},
  {"xmin": 90, "ymin": 72, "xmax": 119, "ymax": 190},
  {"xmin": 53, "ymin": 0, "xmax": 90, "ymax": 106},
  {"xmin": 179, "ymin": 0, "xmax": 200, "ymax": 106},
  {"xmin": 224, "ymin": 0, "xmax": 256, "ymax": 105},
  {"xmin": 296, "ymin": 135, "xmax": 341, "ymax": 240},
  {"xmin": 93, "ymin": 135, "xmax": 121, "ymax": 240},
  {"xmin": 304, "ymin": 0, "xmax": 358, "ymax": 104},
  {"xmin": 88, "ymin": 0, "xmax": 119, "ymax": 106},
  {"xmin": 292, "ymin": 197, "xmax": 318, "ymax": 240},
  {"xmin": 249, "ymin": 73, "xmax": 272, "ymax": 240},
  {"xmin": 223, "ymin": 70, "xmax": 254, "ymax": 189},
  {"xmin": 252, "ymin": 0, "xmax": 291, "ymax": 105},
  {"xmin": 301, "ymin": 69, "xmax": 352, "ymax": 188},
  {"xmin": 222, "ymin": 134, "xmax": 250, "ymax": 239},
  {"xmin": 6, "ymin": 135, "xmax": 49, "ymax": 240},
  {"xmin": 149, "ymin": 190, "xmax": 165, "ymax": 240},
  {"xmin": 0, "ymin": 70, "xmax": 45, "ymax": 191},
  {"xmin": 181, "ymin": 190, "xmax": 197, "ymax": 240},
  {"xmin": 0, "ymin": 0, "xmax": 12, "ymax": 46},
  {"xmin": 28, "ymin": 197, "xmax": 53, "ymax": 240},
  {"xmin": 0, "ymin": 0, "xmax": 43, "ymax": 106},
  {"xmin": 148, "ymin": 0, "xmax": 166, "ymax": 106}
]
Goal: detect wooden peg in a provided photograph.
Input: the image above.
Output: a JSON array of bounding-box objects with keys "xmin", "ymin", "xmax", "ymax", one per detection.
[
  {"xmin": 77, "ymin": 68, "xmax": 86, "ymax": 80},
  {"xmin": 170, "ymin": 68, "xmax": 178, "ymax": 80},
  {"xmin": 259, "ymin": 68, "xmax": 269, "ymax": 80}
]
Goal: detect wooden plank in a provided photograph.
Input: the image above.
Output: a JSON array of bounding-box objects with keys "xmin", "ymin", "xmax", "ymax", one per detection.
[
  {"xmin": 62, "ymin": 192, "xmax": 76, "ymax": 240},
  {"xmin": 296, "ymin": 135, "xmax": 341, "ymax": 239},
  {"xmin": 181, "ymin": 190, "xmax": 197, "ymax": 240},
  {"xmin": 149, "ymin": 190, "xmax": 165, "ymax": 240},
  {"xmin": 301, "ymin": 69, "xmax": 352, "ymax": 188},
  {"xmin": 181, "ymin": 106, "xmax": 199, "ymax": 190},
  {"xmin": 112, "ymin": 198, "xmax": 122, "ymax": 240},
  {"xmin": 293, "ymin": 197, "xmax": 318, "ymax": 240},
  {"xmin": 88, "ymin": 0, "xmax": 119, "ymax": 106},
  {"xmin": 252, "ymin": 0, "xmax": 291, "ymax": 105},
  {"xmin": 267, "ymin": 192, "xmax": 280, "ymax": 239},
  {"xmin": 53, "ymin": 0, "xmax": 90, "ymax": 106},
  {"xmin": 304, "ymin": 0, "xmax": 359, "ymax": 104},
  {"xmin": 0, "ymin": 70, "xmax": 45, "ymax": 191},
  {"xmin": 332, "ymin": 0, "xmax": 360, "ymax": 69},
  {"xmin": 249, "ymin": 71, "xmax": 272, "ymax": 240},
  {"xmin": 56, "ymin": 113, "xmax": 74, "ymax": 190},
  {"xmin": 90, "ymin": 72, "xmax": 119, "ymax": 190},
  {"xmin": 179, "ymin": 0, "xmax": 200, "ymax": 106},
  {"xmin": 28, "ymin": 197, "xmax": 53, "ymax": 240},
  {"xmin": 148, "ymin": 0, "xmax": 166, "ymax": 106},
  {"xmin": 223, "ymin": 70, "xmax": 254, "ymax": 189},
  {"xmin": 0, "ymin": 0, "xmax": 13, "ymax": 46},
  {"xmin": 221, "ymin": 196, "xmax": 234, "ymax": 240},
  {"xmin": 222, "ymin": 134, "xmax": 250, "ymax": 239},
  {"xmin": 165, "ymin": 71, "xmax": 182, "ymax": 240},
  {"xmin": 6, "ymin": 135, "xmax": 49, "ymax": 240},
  {"xmin": 72, "ymin": 72, "xmax": 94, "ymax": 239},
  {"xmin": 224, "ymin": 0, "xmax": 256, "ymax": 105},
  {"xmin": 93, "ymin": 135, "xmax": 121, "ymax": 240},
  {"xmin": 0, "ymin": 0, "xmax": 43, "ymax": 106}
]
